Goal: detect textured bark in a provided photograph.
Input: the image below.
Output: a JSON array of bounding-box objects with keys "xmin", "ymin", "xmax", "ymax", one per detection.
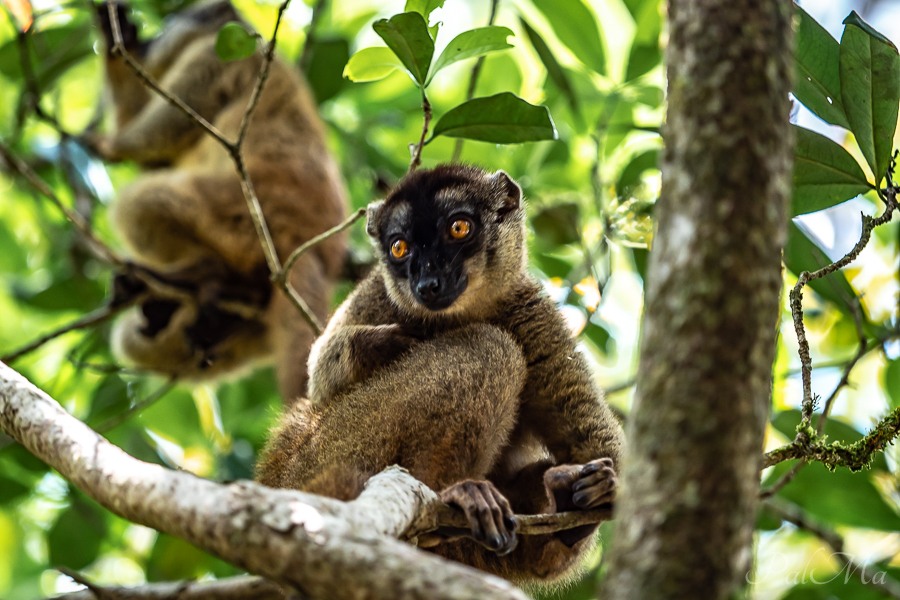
[
  {"xmin": 50, "ymin": 576, "xmax": 285, "ymax": 600},
  {"xmin": 0, "ymin": 363, "xmax": 528, "ymax": 600},
  {"xmin": 603, "ymin": 1, "xmax": 793, "ymax": 599}
]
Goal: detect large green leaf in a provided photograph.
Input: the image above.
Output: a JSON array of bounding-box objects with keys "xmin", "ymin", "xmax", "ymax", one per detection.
[
  {"xmin": 616, "ymin": 149, "xmax": 660, "ymax": 198},
  {"xmin": 0, "ymin": 19, "xmax": 94, "ymax": 89},
  {"xmin": 373, "ymin": 12, "xmax": 434, "ymax": 86},
  {"xmin": 531, "ymin": 0, "xmax": 606, "ymax": 75},
  {"xmin": 764, "ymin": 461, "xmax": 900, "ymax": 530},
  {"xmin": 86, "ymin": 375, "xmax": 132, "ymax": 427},
  {"xmin": 343, "ymin": 47, "xmax": 405, "ymax": 82},
  {"xmin": 883, "ymin": 359, "xmax": 900, "ymax": 410},
  {"xmin": 793, "ymin": 6, "xmax": 851, "ymax": 129},
  {"xmin": 0, "ymin": 474, "xmax": 29, "ymax": 504},
  {"xmin": 792, "ymin": 125, "xmax": 872, "ymax": 215},
  {"xmin": 214, "ymin": 22, "xmax": 257, "ymax": 62},
  {"xmin": 783, "ymin": 222, "xmax": 857, "ymax": 314},
  {"xmin": 403, "ymin": 0, "xmax": 444, "ymax": 19},
  {"xmin": 520, "ymin": 18, "xmax": 579, "ymax": 117},
  {"xmin": 532, "ymin": 203, "xmax": 580, "ymax": 246},
  {"xmin": 48, "ymin": 496, "xmax": 107, "ymax": 570},
  {"xmin": 431, "ymin": 93, "xmax": 557, "ymax": 143},
  {"xmin": 839, "ymin": 12, "xmax": 900, "ymax": 184},
  {"xmin": 625, "ymin": 0, "xmax": 662, "ymax": 81},
  {"xmin": 305, "ymin": 38, "xmax": 350, "ymax": 103},
  {"xmin": 771, "ymin": 409, "xmax": 889, "ymax": 472},
  {"xmin": 427, "ymin": 27, "xmax": 513, "ymax": 84}
]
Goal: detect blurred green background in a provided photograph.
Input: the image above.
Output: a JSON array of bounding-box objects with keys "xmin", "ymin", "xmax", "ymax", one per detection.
[{"xmin": 1, "ymin": 0, "xmax": 899, "ymax": 598}]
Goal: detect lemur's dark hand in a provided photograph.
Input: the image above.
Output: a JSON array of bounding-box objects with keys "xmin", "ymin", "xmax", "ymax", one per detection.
[{"xmin": 440, "ymin": 480, "xmax": 518, "ymax": 555}]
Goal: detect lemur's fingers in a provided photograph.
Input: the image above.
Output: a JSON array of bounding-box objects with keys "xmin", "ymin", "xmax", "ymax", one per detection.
[
  {"xmin": 440, "ymin": 480, "xmax": 518, "ymax": 555},
  {"xmin": 571, "ymin": 459, "xmax": 617, "ymax": 509}
]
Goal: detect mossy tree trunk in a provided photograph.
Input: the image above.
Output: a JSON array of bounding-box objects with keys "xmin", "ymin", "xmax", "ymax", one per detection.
[{"xmin": 603, "ymin": 1, "xmax": 794, "ymax": 598}]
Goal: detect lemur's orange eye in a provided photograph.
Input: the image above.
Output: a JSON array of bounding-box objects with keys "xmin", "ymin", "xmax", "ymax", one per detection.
[
  {"xmin": 450, "ymin": 219, "xmax": 472, "ymax": 239},
  {"xmin": 391, "ymin": 239, "xmax": 409, "ymax": 259}
]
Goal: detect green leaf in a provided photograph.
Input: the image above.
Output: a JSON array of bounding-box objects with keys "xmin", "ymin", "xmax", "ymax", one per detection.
[
  {"xmin": 584, "ymin": 320, "xmax": 615, "ymax": 356},
  {"xmin": 214, "ymin": 22, "xmax": 258, "ymax": 62},
  {"xmin": 431, "ymin": 92, "xmax": 557, "ymax": 143},
  {"xmin": 783, "ymin": 222, "xmax": 858, "ymax": 314},
  {"xmin": 616, "ymin": 149, "xmax": 659, "ymax": 198},
  {"xmin": 147, "ymin": 534, "xmax": 238, "ymax": 581},
  {"xmin": 792, "ymin": 125, "xmax": 872, "ymax": 215},
  {"xmin": 305, "ymin": 38, "xmax": 350, "ymax": 103},
  {"xmin": 403, "ymin": 0, "xmax": 444, "ymax": 19},
  {"xmin": 771, "ymin": 409, "xmax": 889, "ymax": 472},
  {"xmin": 532, "ymin": 203, "xmax": 580, "ymax": 246},
  {"xmin": 0, "ymin": 19, "xmax": 94, "ymax": 88},
  {"xmin": 764, "ymin": 460, "xmax": 900, "ymax": 530},
  {"xmin": 14, "ymin": 274, "xmax": 106, "ymax": 313},
  {"xmin": 0, "ymin": 475, "xmax": 29, "ymax": 504},
  {"xmin": 839, "ymin": 12, "xmax": 900, "ymax": 184},
  {"xmin": 883, "ymin": 359, "xmax": 900, "ymax": 409},
  {"xmin": 48, "ymin": 496, "xmax": 107, "ymax": 570},
  {"xmin": 520, "ymin": 18, "xmax": 578, "ymax": 116},
  {"xmin": 793, "ymin": 6, "xmax": 851, "ymax": 129},
  {"xmin": 532, "ymin": 0, "xmax": 606, "ymax": 75},
  {"xmin": 373, "ymin": 12, "xmax": 435, "ymax": 86},
  {"xmin": 343, "ymin": 47, "xmax": 405, "ymax": 82},
  {"xmin": 625, "ymin": 0, "xmax": 662, "ymax": 81},
  {"xmin": 86, "ymin": 375, "xmax": 131, "ymax": 427},
  {"xmin": 427, "ymin": 26, "xmax": 514, "ymax": 84}
]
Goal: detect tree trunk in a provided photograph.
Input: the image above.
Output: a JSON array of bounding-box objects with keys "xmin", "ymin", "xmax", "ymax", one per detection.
[{"xmin": 603, "ymin": 1, "xmax": 793, "ymax": 598}]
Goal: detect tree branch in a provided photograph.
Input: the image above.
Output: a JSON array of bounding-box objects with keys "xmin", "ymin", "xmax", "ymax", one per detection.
[
  {"xmin": 0, "ymin": 363, "xmax": 607, "ymax": 600},
  {"xmin": 409, "ymin": 94, "xmax": 432, "ymax": 172},
  {"xmin": 0, "ymin": 141, "xmax": 123, "ymax": 266},
  {"xmin": 764, "ymin": 166, "xmax": 899, "ymax": 471},
  {"xmin": 764, "ymin": 498, "xmax": 900, "ymax": 599},
  {"xmin": 1, "ymin": 300, "xmax": 137, "ymax": 364},
  {"xmin": 50, "ymin": 574, "xmax": 285, "ymax": 600}
]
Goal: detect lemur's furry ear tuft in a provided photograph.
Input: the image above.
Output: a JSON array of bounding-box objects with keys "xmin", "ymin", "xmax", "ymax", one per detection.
[
  {"xmin": 365, "ymin": 200, "xmax": 385, "ymax": 238},
  {"xmin": 490, "ymin": 170, "xmax": 522, "ymax": 217}
]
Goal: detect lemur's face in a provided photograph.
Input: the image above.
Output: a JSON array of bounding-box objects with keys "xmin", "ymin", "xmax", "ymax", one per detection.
[{"xmin": 367, "ymin": 165, "xmax": 526, "ymax": 319}]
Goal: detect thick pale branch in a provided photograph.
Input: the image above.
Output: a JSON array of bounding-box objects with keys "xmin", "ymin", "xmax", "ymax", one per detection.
[
  {"xmin": 49, "ymin": 575, "xmax": 285, "ymax": 600},
  {"xmin": 0, "ymin": 364, "xmax": 605, "ymax": 600}
]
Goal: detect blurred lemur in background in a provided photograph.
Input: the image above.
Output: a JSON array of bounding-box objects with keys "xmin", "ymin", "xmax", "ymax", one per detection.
[{"xmin": 92, "ymin": 0, "xmax": 348, "ymax": 400}]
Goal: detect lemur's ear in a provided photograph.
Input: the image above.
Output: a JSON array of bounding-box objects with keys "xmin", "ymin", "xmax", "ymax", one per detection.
[
  {"xmin": 365, "ymin": 200, "xmax": 385, "ymax": 238},
  {"xmin": 490, "ymin": 170, "xmax": 522, "ymax": 217}
]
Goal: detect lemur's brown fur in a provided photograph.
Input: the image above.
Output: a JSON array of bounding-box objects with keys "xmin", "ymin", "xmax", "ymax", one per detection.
[
  {"xmin": 258, "ymin": 165, "xmax": 624, "ymax": 583},
  {"xmin": 94, "ymin": 1, "xmax": 347, "ymax": 399}
]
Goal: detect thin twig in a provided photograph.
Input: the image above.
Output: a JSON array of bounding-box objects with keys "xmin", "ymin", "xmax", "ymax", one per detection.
[
  {"xmin": 56, "ymin": 567, "xmax": 107, "ymax": 600},
  {"xmin": 451, "ymin": 0, "xmax": 500, "ymax": 162},
  {"xmin": 236, "ymin": 0, "xmax": 291, "ymax": 147},
  {"xmin": 95, "ymin": 378, "xmax": 177, "ymax": 433},
  {"xmin": 298, "ymin": 0, "xmax": 328, "ymax": 73},
  {"xmin": 0, "ymin": 142, "xmax": 122, "ymax": 265},
  {"xmin": 104, "ymin": 2, "xmax": 230, "ymax": 148},
  {"xmin": 759, "ymin": 460, "xmax": 805, "ymax": 499},
  {"xmin": 794, "ymin": 207, "xmax": 896, "ymax": 430},
  {"xmin": 764, "ymin": 498, "xmax": 900, "ymax": 599},
  {"xmin": 1, "ymin": 301, "xmax": 137, "ymax": 364},
  {"xmin": 281, "ymin": 208, "xmax": 366, "ymax": 281},
  {"xmin": 409, "ymin": 94, "xmax": 432, "ymax": 171}
]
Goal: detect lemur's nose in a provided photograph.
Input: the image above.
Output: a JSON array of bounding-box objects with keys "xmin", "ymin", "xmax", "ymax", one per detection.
[{"xmin": 416, "ymin": 276, "xmax": 441, "ymax": 301}]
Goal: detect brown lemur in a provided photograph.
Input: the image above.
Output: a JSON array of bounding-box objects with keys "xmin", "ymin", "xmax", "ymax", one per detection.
[
  {"xmin": 91, "ymin": 1, "xmax": 348, "ymax": 399},
  {"xmin": 257, "ymin": 165, "xmax": 625, "ymax": 583}
]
